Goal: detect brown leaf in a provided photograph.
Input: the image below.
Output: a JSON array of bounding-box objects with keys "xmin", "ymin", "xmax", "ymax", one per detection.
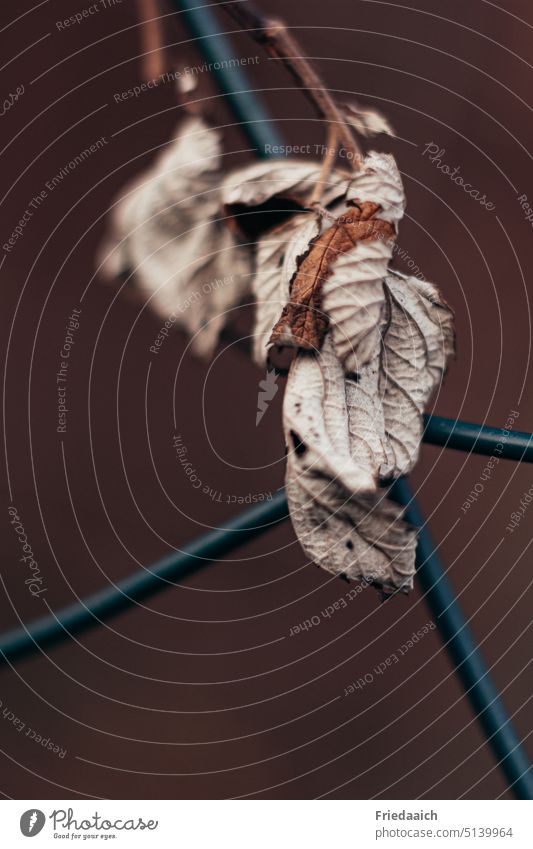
[
  {"xmin": 269, "ymin": 202, "xmax": 395, "ymax": 352},
  {"xmin": 252, "ymin": 213, "xmax": 320, "ymax": 367}
]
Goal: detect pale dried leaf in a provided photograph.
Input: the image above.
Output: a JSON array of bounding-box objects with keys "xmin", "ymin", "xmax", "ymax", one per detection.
[
  {"xmin": 379, "ymin": 270, "xmax": 455, "ymax": 476},
  {"xmin": 346, "ymin": 270, "xmax": 455, "ymax": 480},
  {"xmin": 221, "ymin": 158, "xmax": 351, "ymax": 218},
  {"xmin": 282, "ymin": 267, "xmax": 453, "ymax": 592},
  {"xmin": 99, "ymin": 116, "xmax": 252, "ymax": 357},
  {"xmin": 284, "ymin": 338, "xmax": 417, "ymax": 593},
  {"xmin": 344, "ymin": 152, "xmax": 405, "ymax": 226},
  {"xmin": 342, "ymin": 102, "xmax": 395, "ymax": 138},
  {"xmin": 284, "ymin": 338, "xmax": 377, "ymax": 493}
]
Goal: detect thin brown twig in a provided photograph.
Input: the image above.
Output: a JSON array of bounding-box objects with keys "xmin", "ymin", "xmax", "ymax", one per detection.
[
  {"xmin": 212, "ymin": 0, "xmax": 362, "ymax": 168},
  {"xmin": 309, "ymin": 124, "xmax": 340, "ymax": 205},
  {"xmin": 136, "ymin": 0, "xmax": 167, "ymax": 81}
]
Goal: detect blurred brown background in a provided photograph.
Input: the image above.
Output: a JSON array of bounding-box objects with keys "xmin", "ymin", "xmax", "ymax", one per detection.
[{"xmin": 0, "ymin": 0, "xmax": 532, "ymax": 799}]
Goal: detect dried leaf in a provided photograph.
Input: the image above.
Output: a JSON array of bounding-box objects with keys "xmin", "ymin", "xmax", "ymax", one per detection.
[
  {"xmin": 252, "ymin": 213, "xmax": 320, "ymax": 367},
  {"xmin": 221, "ymin": 159, "xmax": 350, "ymax": 225},
  {"xmin": 284, "ymin": 338, "xmax": 417, "ymax": 593},
  {"xmin": 342, "ymin": 102, "xmax": 395, "ymax": 138},
  {"xmin": 99, "ymin": 116, "xmax": 251, "ymax": 357},
  {"xmin": 347, "ymin": 270, "xmax": 455, "ymax": 480}
]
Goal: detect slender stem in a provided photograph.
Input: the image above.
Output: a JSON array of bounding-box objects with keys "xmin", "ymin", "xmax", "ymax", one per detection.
[
  {"xmin": 212, "ymin": 0, "xmax": 362, "ymax": 166},
  {"xmin": 308, "ymin": 124, "xmax": 340, "ymax": 205}
]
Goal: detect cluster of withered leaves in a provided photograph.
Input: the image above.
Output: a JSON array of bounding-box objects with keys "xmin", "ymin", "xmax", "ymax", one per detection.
[{"xmin": 99, "ymin": 115, "xmax": 454, "ymax": 595}]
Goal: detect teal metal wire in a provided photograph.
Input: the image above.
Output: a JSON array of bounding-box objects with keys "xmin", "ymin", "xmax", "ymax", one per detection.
[{"xmin": 1, "ymin": 416, "xmax": 532, "ymax": 667}]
